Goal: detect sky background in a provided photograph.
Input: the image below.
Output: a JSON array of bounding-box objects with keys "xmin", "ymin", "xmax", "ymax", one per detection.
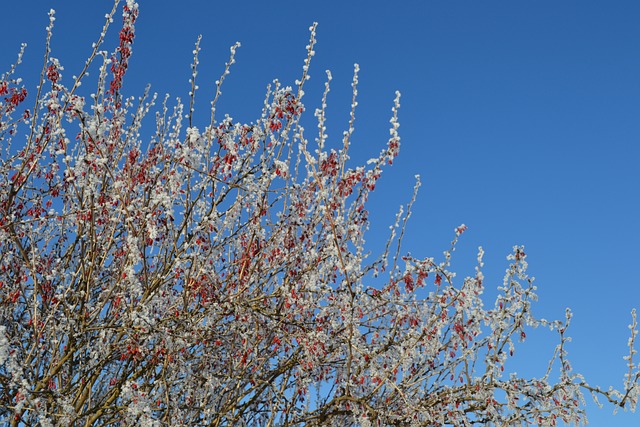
[{"xmin": 2, "ymin": 1, "xmax": 639, "ymax": 425}]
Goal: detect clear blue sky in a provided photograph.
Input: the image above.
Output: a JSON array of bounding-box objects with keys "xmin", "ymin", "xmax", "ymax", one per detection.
[{"xmin": 2, "ymin": 1, "xmax": 639, "ymax": 425}]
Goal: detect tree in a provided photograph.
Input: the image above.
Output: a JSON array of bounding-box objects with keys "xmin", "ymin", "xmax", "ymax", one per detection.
[{"xmin": 0, "ymin": 1, "xmax": 637, "ymax": 426}]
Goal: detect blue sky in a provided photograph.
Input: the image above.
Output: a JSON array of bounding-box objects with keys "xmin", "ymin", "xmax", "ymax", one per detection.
[{"xmin": 2, "ymin": 1, "xmax": 639, "ymax": 425}]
